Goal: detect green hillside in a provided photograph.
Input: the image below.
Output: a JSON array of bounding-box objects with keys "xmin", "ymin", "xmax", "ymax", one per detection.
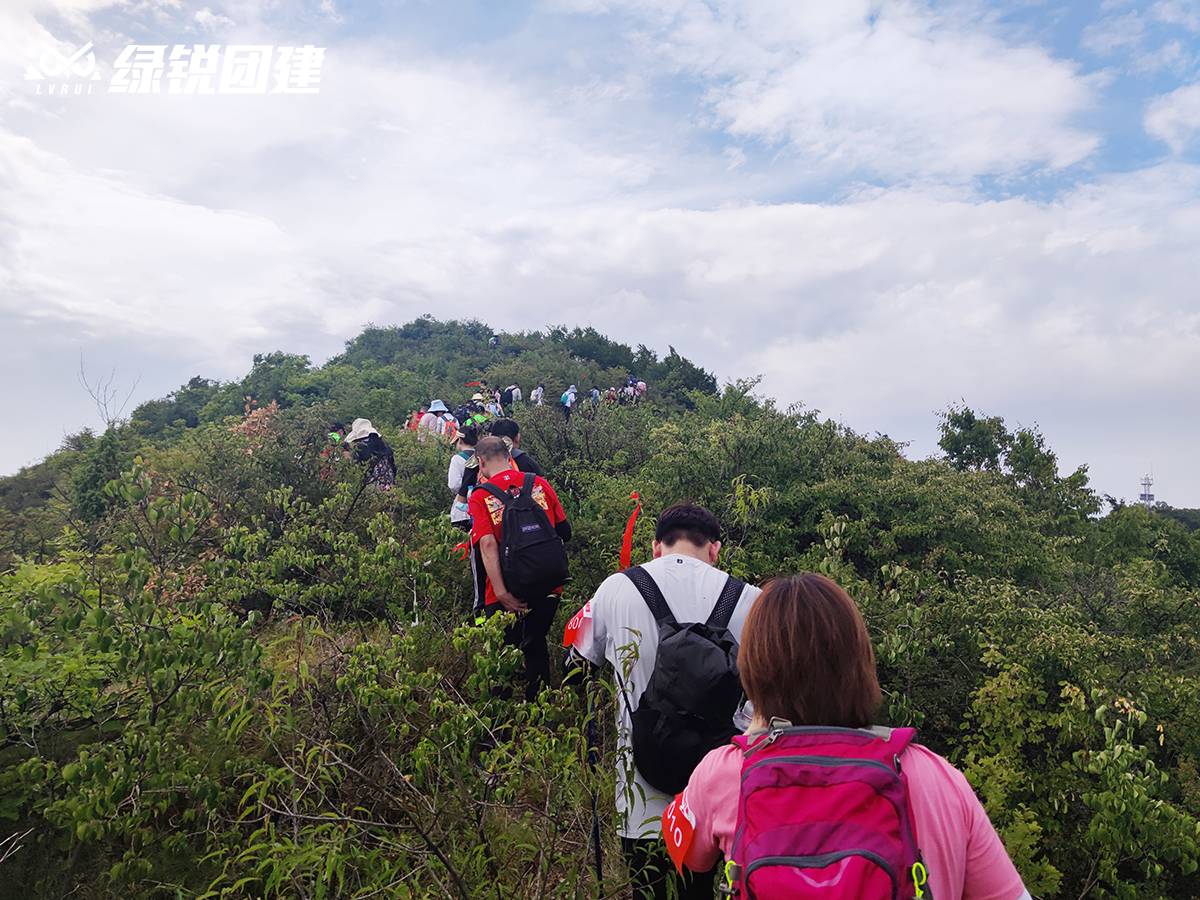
[{"xmin": 1, "ymin": 318, "xmax": 1198, "ymax": 899}]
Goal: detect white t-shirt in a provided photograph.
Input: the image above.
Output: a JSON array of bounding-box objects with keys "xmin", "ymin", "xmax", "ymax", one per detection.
[
  {"xmin": 569, "ymin": 554, "xmax": 761, "ymax": 838},
  {"xmin": 447, "ymin": 451, "xmax": 471, "ymax": 523}
]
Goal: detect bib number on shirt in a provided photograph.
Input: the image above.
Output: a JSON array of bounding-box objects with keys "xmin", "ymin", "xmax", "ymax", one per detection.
[
  {"xmin": 562, "ymin": 600, "xmax": 591, "ymax": 647},
  {"xmin": 662, "ymin": 791, "xmax": 696, "ymax": 874}
]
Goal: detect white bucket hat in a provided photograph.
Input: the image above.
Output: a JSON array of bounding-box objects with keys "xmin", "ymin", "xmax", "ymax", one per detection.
[
  {"xmin": 345, "ymin": 417, "xmax": 379, "ymax": 442},
  {"xmin": 429, "ymin": 400, "xmax": 449, "ymax": 413}
]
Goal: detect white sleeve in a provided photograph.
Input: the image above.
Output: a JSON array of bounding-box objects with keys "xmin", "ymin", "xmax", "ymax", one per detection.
[
  {"xmin": 448, "ymin": 455, "xmax": 465, "ymax": 494},
  {"xmin": 571, "ymin": 577, "xmax": 622, "ymax": 666}
]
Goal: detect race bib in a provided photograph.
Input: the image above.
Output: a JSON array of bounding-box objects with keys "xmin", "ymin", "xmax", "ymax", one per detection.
[
  {"xmin": 662, "ymin": 791, "xmax": 696, "ymax": 874},
  {"xmin": 562, "ymin": 600, "xmax": 591, "ymax": 647}
]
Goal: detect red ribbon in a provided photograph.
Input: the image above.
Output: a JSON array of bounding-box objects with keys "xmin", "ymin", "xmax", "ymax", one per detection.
[
  {"xmin": 620, "ymin": 492, "xmax": 641, "ymax": 570},
  {"xmin": 453, "ymin": 541, "xmax": 470, "ymax": 561}
]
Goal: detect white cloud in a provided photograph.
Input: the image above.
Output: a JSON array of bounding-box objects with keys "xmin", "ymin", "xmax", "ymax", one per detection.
[
  {"xmin": 194, "ymin": 7, "xmax": 236, "ymax": 30},
  {"xmin": 318, "ymin": 0, "xmax": 345, "ymax": 25},
  {"xmin": 576, "ymin": 0, "xmax": 1100, "ymax": 182},
  {"xmin": 1146, "ymin": 82, "xmax": 1200, "ymax": 151}
]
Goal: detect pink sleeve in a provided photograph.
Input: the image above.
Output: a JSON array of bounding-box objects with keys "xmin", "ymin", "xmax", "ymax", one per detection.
[
  {"xmin": 905, "ymin": 746, "xmax": 1027, "ymax": 900},
  {"xmin": 681, "ymin": 745, "xmax": 741, "ymax": 874}
]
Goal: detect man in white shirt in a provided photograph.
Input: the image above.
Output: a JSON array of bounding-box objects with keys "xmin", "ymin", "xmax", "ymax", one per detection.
[{"xmin": 566, "ymin": 504, "xmax": 761, "ymax": 900}]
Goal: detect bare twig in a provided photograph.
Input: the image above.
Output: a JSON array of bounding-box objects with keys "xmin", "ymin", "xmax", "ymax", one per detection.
[
  {"xmin": 78, "ymin": 350, "xmax": 140, "ymax": 427},
  {"xmin": 0, "ymin": 828, "xmax": 32, "ymax": 864}
]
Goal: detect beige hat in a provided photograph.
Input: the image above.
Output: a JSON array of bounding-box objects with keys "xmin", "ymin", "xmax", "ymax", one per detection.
[
  {"xmin": 471, "ymin": 393, "xmax": 485, "ymax": 401},
  {"xmin": 345, "ymin": 417, "xmax": 379, "ymax": 443}
]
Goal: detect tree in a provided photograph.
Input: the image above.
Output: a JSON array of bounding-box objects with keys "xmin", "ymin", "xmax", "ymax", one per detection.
[{"xmin": 938, "ymin": 403, "xmax": 1010, "ymax": 472}]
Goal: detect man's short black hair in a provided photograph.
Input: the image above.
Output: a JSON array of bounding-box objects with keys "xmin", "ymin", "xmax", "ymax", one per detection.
[
  {"xmin": 655, "ymin": 503, "xmax": 721, "ymax": 547},
  {"xmin": 330, "ymin": 422, "xmax": 345, "ymax": 432},
  {"xmin": 489, "ymin": 418, "xmax": 520, "ymax": 440}
]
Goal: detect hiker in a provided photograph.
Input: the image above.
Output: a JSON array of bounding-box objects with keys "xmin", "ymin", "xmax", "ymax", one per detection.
[
  {"xmin": 591, "ymin": 385, "xmax": 601, "ymax": 407},
  {"xmin": 345, "ymin": 418, "xmax": 396, "ymax": 491},
  {"xmin": 564, "ymin": 504, "xmax": 760, "ymax": 900},
  {"xmin": 408, "ymin": 404, "xmax": 429, "ymax": 432},
  {"xmin": 319, "ymin": 422, "xmax": 347, "ymax": 480},
  {"xmin": 561, "ymin": 385, "xmax": 577, "ymax": 421},
  {"xmin": 452, "ymin": 419, "xmax": 542, "ymax": 539},
  {"xmin": 417, "ymin": 403, "xmax": 444, "ymax": 440},
  {"xmin": 469, "ymin": 437, "xmax": 571, "ymax": 701},
  {"xmin": 510, "ymin": 383, "xmax": 522, "ymax": 405},
  {"xmin": 501, "ymin": 383, "xmax": 519, "ymax": 408},
  {"xmin": 426, "ymin": 400, "xmax": 457, "ymax": 439},
  {"xmin": 532, "ymin": 383, "xmax": 545, "ymax": 407},
  {"xmin": 467, "ymin": 394, "xmax": 491, "ymax": 427},
  {"xmin": 448, "ymin": 425, "xmax": 481, "ymax": 530},
  {"xmin": 488, "ymin": 418, "xmax": 542, "ymax": 476},
  {"xmin": 668, "ymin": 573, "xmax": 1031, "ymax": 900}
]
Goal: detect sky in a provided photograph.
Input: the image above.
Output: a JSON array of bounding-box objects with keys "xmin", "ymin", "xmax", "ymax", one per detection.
[{"xmin": 2, "ymin": 0, "xmax": 1199, "ymax": 506}]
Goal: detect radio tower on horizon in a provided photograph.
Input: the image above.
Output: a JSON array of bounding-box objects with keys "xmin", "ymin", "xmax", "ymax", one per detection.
[{"xmin": 1139, "ymin": 473, "xmax": 1155, "ymax": 510}]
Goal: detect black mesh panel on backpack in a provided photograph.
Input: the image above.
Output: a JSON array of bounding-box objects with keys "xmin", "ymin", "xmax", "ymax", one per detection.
[
  {"xmin": 623, "ymin": 566, "xmax": 745, "ymax": 795},
  {"xmin": 479, "ymin": 473, "xmax": 569, "ymax": 601}
]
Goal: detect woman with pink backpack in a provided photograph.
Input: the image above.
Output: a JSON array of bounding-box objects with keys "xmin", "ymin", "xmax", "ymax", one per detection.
[{"xmin": 664, "ymin": 573, "xmax": 1031, "ymax": 900}]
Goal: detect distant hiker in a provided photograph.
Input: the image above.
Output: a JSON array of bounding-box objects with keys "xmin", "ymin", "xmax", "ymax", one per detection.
[
  {"xmin": 448, "ymin": 425, "xmax": 481, "ymax": 530},
  {"xmin": 489, "ymin": 418, "xmax": 542, "ymax": 476},
  {"xmin": 468, "ymin": 394, "xmax": 491, "ymax": 427},
  {"xmin": 486, "ymin": 396, "xmax": 503, "ymax": 418},
  {"xmin": 509, "ymin": 383, "xmax": 522, "ymax": 404},
  {"xmin": 346, "ymin": 418, "xmax": 396, "ymax": 491},
  {"xmin": 428, "ymin": 400, "xmax": 457, "ymax": 439},
  {"xmin": 501, "ymin": 384, "xmax": 516, "ymax": 407},
  {"xmin": 489, "ymin": 334, "xmax": 501, "ymax": 349},
  {"xmin": 417, "ymin": 404, "xmax": 443, "ymax": 441},
  {"xmin": 561, "ymin": 385, "xmax": 577, "ymax": 421},
  {"xmin": 532, "ymin": 383, "xmax": 545, "ymax": 407},
  {"xmin": 469, "ymin": 436, "xmax": 571, "ymax": 701},
  {"xmin": 668, "ymin": 574, "xmax": 1032, "ymax": 900},
  {"xmin": 591, "ymin": 385, "xmax": 601, "ymax": 407},
  {"xmin": 320, "ymin": 421, "xmax": 347, "ymax": 480},
  {"xmin": 408, "ymin": 405, "xmax": 429, "ymax": 432},
  {"xmin": 564, "ymin": 503, "xmax": 760, "ymax": 900}
]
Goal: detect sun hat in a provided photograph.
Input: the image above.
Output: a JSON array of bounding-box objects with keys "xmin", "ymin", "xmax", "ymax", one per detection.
[
  {"xmin": 471, "ymin": 393, "xmax": 485, "ymax": 401},
  {"xmin": 345, "ymin": 417, "xmax": 380, "ymax": 443},
  {"xmin": 429, "ymin": 400, "xmax": 449, "ymax": 413}
]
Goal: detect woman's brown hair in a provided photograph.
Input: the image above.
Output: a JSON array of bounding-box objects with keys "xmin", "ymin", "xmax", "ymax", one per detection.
[{"xmin": 739, "ymin": 574, "xmax": 881, "ymax": 728}]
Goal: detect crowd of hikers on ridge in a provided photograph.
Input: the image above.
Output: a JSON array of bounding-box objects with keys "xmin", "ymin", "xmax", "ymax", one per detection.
[{"xmin": 317, "ymin": 378, "xmax": 1033, "ymax": 900}]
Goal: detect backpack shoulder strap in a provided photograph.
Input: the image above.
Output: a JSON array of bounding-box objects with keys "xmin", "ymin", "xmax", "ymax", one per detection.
[
  {"xmin": 706, "ymin": 574, "xmax": 746, "ymax": 629},
  {"xmin": 521, "ymin": 472, "xmax": 535, "ymax": 495},
  {"xmin": 478, "ymin": 479, "xmax": 511, "ymax": 505},
  {"xmin": 622, "ymin": 566, "xmax": 677, "ymax": 627}
]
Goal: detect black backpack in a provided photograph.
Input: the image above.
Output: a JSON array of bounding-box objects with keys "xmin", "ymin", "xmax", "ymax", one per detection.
[
  {"xmin": 623, "ymin": 566, "xmax": 746, "ymax": 795},
  {"xmin": 452, "ymin": 403, "xmax": 472, "ymax": 425},
  {"xmin": 478, "ymin": 473, "xmax": 569, "ymax": 601}
]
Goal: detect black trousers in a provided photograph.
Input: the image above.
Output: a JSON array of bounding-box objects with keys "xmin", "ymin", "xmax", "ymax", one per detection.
[
  {"xmin": 484, "ymin": 593, "xmax": 561, "ymax": 701},
  {"xmin": 621, "ymin": 837, "xmax": 716, "ymax": 900}
]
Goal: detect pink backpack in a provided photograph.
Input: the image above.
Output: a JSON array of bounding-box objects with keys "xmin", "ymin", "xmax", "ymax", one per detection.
[{"xmin": 722, "ymin": 725, "xmax": 931, "ymax": 900}]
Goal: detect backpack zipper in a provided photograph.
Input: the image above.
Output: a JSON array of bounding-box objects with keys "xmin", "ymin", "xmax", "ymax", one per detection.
[
  {"xmin": 743, "ymin": 849, "xmax": 899, "ymax": 900},
  {"xmin": 743, "ymin": 754, "xmax": 900, "ymax": 781}
]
